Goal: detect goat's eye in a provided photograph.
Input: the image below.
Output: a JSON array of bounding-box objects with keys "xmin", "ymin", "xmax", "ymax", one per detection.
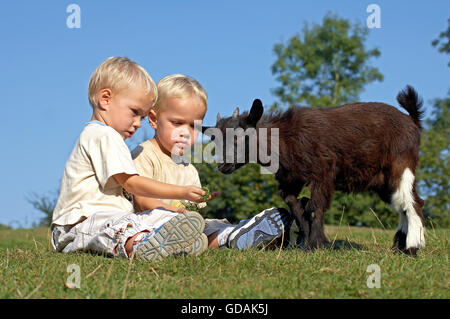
[{"xmin": 211, "ymin": 135, "xmax": 215, "ymax": 141}]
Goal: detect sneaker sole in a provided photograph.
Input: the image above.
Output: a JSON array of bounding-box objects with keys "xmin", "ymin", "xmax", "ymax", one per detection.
[
  {"xmin": 228, "ymin": 208, "xmax": 284, "ymax": 249},
  {"xmin": 135, "ymin": 212, "xmax": 205, "ymax": 261},
  {"xmin": 185, "ymin": 233, "xmax": 208, "ymax": 256}
]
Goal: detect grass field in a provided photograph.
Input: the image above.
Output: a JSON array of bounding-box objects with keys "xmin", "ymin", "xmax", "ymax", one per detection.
[{"xmin": 0, "ymin": 225, "xmax": 448, "ymax": 299}]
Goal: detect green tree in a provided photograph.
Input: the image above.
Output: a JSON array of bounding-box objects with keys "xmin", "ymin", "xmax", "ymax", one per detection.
[
  {"xmin": 272, "ymin": 13, "xmax": 383, "ymax": 107},
  {"xmin": 270, "ymin": 13, "xmax": 398, "ymax": 228},
  {"xmin": 416, "ymin": 19, "xmax": 450, "ymax": 228},
  {"xmin": 26, "ymin": 192, "xmax": 56, "ymax": 227},
  {"xmin": 431, "ymin": 18, "xmax": 450, "ymax": 66},
  {"xmin": 417, "ymin": 96, "xmax": 450, "ymax": 228}
]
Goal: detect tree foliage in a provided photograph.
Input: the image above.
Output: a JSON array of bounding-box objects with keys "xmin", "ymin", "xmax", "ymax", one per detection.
[
  {"xmin": 271, "ymin": 13, "xmax": 383, "ymax": 107},
  {"xmin": 416, "ymin": 19, "xmax": 450, "ymax": 228},
  {"xmin": 417, "ymin": 96, "xmax": 450, "ymax": 227},
  {"xmin": 431, "ymin": 18, "xmax": 450, "ymax": 66},
  {"xmin": 26, "ymin": 192, "xmax": 57, "ymax": 227}
]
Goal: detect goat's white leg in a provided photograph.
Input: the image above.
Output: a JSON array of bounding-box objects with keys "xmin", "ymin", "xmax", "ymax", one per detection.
[{"xmin": 391, "ymin": 168, "xmax": 425, "ymax": 251}]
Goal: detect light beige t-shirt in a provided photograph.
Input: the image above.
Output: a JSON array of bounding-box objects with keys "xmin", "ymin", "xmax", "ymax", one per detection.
[
  {"xmin": 131, "ymin": 139, "xmax": 201, "ymax": 207},
  {"xmin": 52, "ymin": 121, "xmax": 138, "ymax": 226}
]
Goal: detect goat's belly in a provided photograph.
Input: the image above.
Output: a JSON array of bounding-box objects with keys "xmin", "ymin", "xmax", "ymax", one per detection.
[{"xmin": 334, "ymin": 166, "xmax": 382, "ymax": 193}]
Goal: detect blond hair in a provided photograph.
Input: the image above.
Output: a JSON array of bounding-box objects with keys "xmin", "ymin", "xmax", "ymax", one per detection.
[
  {"xmin": 88, "ymin": 57, "xmax": 158, "ymax": 109},
  {"xmin": 154, "ymin": 74, "xmax": 207, "ymax": 113}
]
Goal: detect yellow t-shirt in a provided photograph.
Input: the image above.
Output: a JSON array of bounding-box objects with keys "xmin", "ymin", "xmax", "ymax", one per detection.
[
  {"xmin": 52, "ymin": 121, "xmax": 138, "ymax": 226},
  {"xmin": 131, "ymin": 139, "xmax": 202, "ymax": 208}
]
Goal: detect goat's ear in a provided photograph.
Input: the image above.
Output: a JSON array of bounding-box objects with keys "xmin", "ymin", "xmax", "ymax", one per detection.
[
  {"xmin": 232, "ymin": 107, "xmax": 239, "ymax": 118},
  {"xmin": 247, "ymin": 99, "xmax": 264, "ymax": 127}
]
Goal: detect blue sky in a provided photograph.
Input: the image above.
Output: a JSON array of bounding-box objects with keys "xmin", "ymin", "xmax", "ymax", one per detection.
[{"xmin": 0, "ymin": 1, "xmax": 448, "ymax": 228}]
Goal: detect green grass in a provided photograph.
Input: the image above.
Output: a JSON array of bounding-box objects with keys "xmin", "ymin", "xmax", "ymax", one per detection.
[{"xmin": 0, "ymin": 225, "xmax": 448, "ymax": 299}]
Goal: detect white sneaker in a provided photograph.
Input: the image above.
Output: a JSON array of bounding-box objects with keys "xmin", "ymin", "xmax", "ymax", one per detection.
[{"xmin": 227, "ymin": 207, "xmax": 292, "ymax": 249}]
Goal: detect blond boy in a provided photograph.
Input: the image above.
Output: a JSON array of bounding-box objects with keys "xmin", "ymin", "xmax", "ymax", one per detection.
[
  {"xmin": 132, "ymin": 74, "xmax": 292, "ymax": 249},
  {"xmin": 51, "ymin": 57, "xmax": 212, "ymax": 261}
]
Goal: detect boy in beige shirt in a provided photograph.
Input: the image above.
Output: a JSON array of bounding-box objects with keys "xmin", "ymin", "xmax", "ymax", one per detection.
[
  {"xmin": 132, "ymin": 74, "xmax": 293, "ymax": 249},
  {"xmin": 52, "ymin": 57, "xmax": 212, "ymax": 261}
]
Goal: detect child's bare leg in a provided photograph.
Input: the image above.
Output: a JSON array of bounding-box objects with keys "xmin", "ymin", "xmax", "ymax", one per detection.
[
  {"xmin": 124, "ymin": 231, "xmax": 149, "ymax": 257},
  {"xmin": 208, "ymin": 231, "xmax": 219, "ymax": 248}
]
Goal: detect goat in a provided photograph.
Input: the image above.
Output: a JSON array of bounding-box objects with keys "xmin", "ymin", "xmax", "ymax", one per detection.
[{"xmin": 202, "ymin": 85, "xmax": 426, "ymax": 255}]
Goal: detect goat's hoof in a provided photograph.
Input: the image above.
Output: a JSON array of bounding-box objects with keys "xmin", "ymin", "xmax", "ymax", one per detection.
[
  {"xmin": 405, "ymin": 248, "xmax": 419, "ymax": 256},
  {"xmin": 391, "ymin": 245, "xmax": 419, "ymax": 257},
  {"xmin": 398, "ymin": 247, "xmax": 419, "ymax": 257},
  {"xmin": 392, "ymin": 230, "xmax": 408, "ymax": 254},
  {"xmin": 304, "ymin": 238, "xmax": 328, "ymax": 251}
]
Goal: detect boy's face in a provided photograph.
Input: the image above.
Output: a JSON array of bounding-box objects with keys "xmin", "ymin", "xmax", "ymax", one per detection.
[
  {"xmin": 98, "ymin": 86, "xmax": 153, "ymax": 139},
  {"xmin": 149, "ymin": 95, "xmax": 206, "ymax": 156}
]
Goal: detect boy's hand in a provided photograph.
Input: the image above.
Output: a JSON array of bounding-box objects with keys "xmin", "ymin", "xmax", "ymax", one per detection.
[{"xmin": 184, "ymin": 186, "xmax": 207, "ymax": 203}]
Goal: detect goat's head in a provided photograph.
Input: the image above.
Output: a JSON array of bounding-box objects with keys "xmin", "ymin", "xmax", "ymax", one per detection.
[{"xmin": 202, "ymin": 99, "xmax": 264, "ymax": 174}]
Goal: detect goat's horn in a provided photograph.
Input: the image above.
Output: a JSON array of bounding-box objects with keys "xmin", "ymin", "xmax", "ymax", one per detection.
[
  {"xmin": 232, "ymin": 107, "xmax": 239, "ymax": 118},
  {"xmin": 217, "ymin": 113, "xmax": 221, "ymax": 123}
]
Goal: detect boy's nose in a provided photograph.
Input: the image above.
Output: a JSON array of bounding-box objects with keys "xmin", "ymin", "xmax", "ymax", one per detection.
[
  {"xmin": 179, "ymin": 127, "xmax": 190, "ymax": 138},
  {"xmin": 181, "ymin": 131, "xmax": 189, "ymax": 138}
]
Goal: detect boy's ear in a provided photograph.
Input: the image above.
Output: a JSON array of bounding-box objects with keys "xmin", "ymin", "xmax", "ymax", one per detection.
[
  {"xmin": 98, "ymin": 89, "xmax": 112, "ymax": 111},
  {"xmin": 247, "ymin": 99, "xmax": 264, "ymax": 127},
  {"xmin": 148, "ymin": 109, "xmax": 158, "ymax": 129}
]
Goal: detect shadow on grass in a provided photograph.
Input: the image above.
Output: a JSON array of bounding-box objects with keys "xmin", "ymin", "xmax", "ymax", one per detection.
[
  {"xmin": 285, "ymin": 239, "xmax": 365, "ymax": 251},
  {"xmin": 327, "ymin": 240, "xmax": 365, "ymax": 251},
  {"xmin": 286, "ymin": 225, "xmax": 366, "ymax": 251}
]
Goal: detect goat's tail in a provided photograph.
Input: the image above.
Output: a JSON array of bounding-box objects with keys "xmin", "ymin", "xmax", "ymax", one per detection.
[{"xmin": 396, "ymin": 85, "xmax": 425, "ymax": 131}]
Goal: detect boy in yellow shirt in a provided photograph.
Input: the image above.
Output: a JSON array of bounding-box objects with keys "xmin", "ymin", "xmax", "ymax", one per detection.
[{"xmin": 132, "ymin": 74, "xmax": 293, "ymax": 249}]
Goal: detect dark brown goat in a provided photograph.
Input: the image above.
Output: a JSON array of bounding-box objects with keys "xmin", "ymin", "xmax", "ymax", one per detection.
[{"xmin": 202, "ymin": 86, "xmax": 426, "ymax": 255}]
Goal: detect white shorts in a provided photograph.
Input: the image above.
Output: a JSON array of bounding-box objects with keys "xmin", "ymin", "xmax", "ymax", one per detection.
[
  {"xmin": 51, "ymin": 209, "xmax": 179, "ymax": 258},
  {"xmin": 52, "ymin": 208, "xmax": 234, "ymax": 258}
]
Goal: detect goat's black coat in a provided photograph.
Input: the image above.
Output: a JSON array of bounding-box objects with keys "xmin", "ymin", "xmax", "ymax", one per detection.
[{"xmin": 203, "ymin": 86, "xmax": 425, "ymax": 254}]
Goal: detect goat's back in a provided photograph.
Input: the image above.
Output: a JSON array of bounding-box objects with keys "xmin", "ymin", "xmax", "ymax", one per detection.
[
  {"xmin": 269, "ymin": 102, "xmax": 421, "ymax": 150},
  {"xmin": 265, "ymin": 102, "xmax": 422, "ymax": 191}
]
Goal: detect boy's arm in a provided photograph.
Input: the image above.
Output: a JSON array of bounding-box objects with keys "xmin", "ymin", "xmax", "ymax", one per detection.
[{"xmin": 113, "ymin": 173, "xmax": 205, "ymax": 203}]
